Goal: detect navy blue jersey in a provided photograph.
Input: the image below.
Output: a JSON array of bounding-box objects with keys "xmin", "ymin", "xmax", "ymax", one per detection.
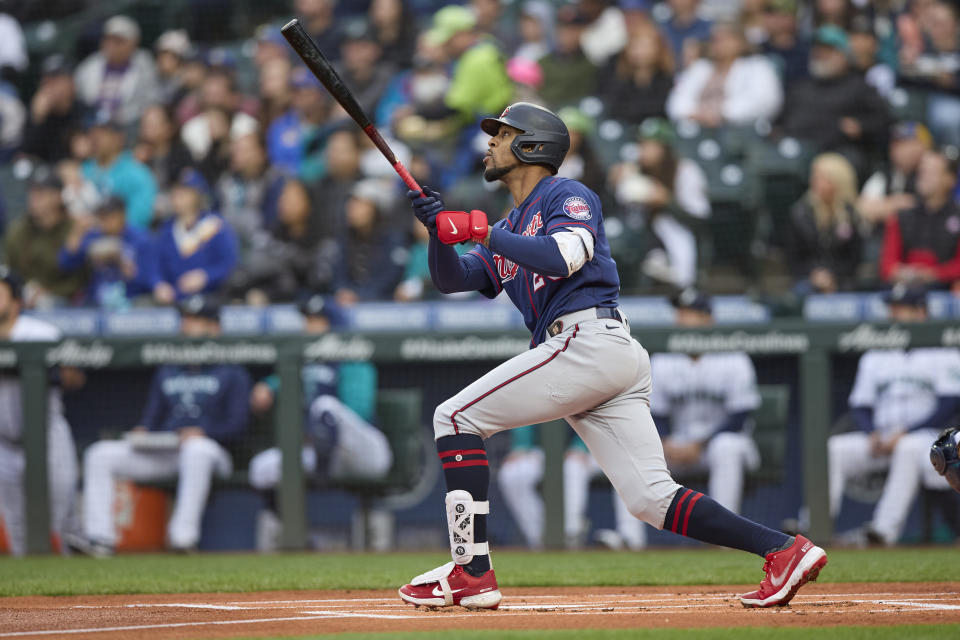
[
  {"xmin": 465, "ymin": 177, "xmax": 620, "ymax": 346},
  {"xmin": 141, "ymin": 365, "xmax": 252, "ymax": 445}
]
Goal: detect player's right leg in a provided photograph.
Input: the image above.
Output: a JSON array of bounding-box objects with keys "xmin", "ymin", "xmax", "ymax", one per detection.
[
  {"xmin": 168, "ymin": 437, "xmax": 232, "ymax": 550},
  {"xmin": 827, "ymin": 431, "xmax": 885, "ymax": 519},
  {"xmin": 870, "ymin": 429, "xmax": 942, "ymax": 545},
  {"xmin": 704, "ymin": 432, "xmax": 760, "ymax": 514}
]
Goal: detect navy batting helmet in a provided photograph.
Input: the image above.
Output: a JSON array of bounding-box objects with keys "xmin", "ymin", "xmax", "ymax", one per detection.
[
  {"xmin": 930, "ymin": 427, "xmax": 960, "ymax": 494},
  {"xmin": 480, "ymin": 102, "xmax": 570, "ymax": 175}
]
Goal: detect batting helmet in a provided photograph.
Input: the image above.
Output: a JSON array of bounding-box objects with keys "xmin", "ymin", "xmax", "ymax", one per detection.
[
  {"xmin": 480, "ymin": 102, "xmax": 570, "ymax": 175},
  {"xmin": 930, "ymin": 427, "xmax": 960, "ymax": 494}
]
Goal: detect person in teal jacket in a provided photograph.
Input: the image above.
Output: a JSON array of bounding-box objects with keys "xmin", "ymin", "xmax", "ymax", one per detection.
[{"xmin": 82, "ymin": 116, "xmax": 157, "ymax": 230}]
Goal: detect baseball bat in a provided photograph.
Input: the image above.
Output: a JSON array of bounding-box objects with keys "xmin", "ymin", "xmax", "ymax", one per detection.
[{"xmin": 280, "ymin": 18, "xmax": 423, "ymax": 194}]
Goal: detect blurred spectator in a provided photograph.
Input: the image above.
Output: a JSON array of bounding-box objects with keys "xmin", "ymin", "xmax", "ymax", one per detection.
[
  {"xmin": 74, "ymin": 15, "xmax": 158, "ymax": 126},
  {"xmin": 813, "ymin": 0, "xmax": 855, "ymax": 30},
  {"xmin": 426, "ymin": 5, "xmax": 512, "ymax": 126},
  {"xmin": 760, "ymin": 0, "xmax": 809, "ymax": 82},
  {"xmin": 132, "ymin": 105, "xmax": 193, "ymax": 207},
  {"xmin": 332, "ymin": 179, "xmax": 405, "ymax": 305},
  {"xmin": 229, "ymin": 178, "xmax": 326, "ymax": 304},
  {"xmin": 859, "ymin": 122, "xmax": 930, "ymax": 237},
  {"xmin": 180, "ymin": 69, "xmax": 259, "ymax": 182},
  {"xmin": 334, "ymin": 19, "xmax": 393, "ymax": 119},
  {"xmin": 658, "ymin": 0, "xmax": 713, "ymax": 69},
  {"xmin": 578, "ymin": 0, "xmax": 629, "ymax": 66},
  {"xmin": 81, "ymin": 115, "xmax": 157, "ymax": 230},
  {"xmin": 0, "ymin": 74, "xmax": 23, "ymax": 157},
  {"xmin": 786, "ymin": 152, "xmax": 863, "ymax": 295},
  {"xmin": 21, "ymin": 56, "xmax": 81, "ymax": 164},
  {"xmin": 880, "ymin": 149, "xmax": 960, "ymax": 288},
  {"xmin": 216, "ymin": 133, "xmax": 286, "ymax": 255},
  {"xmin": 609, "ymin": 118, "xmax": 709, "ymax": 288},
  {"xmin": 296, "ymin": 0, "xmax": 342, "ymax": 63},
  {"xmin": 557, "ymin": 107, "xmax": 606, "ymax": 196},
  {"xmin": 740, "ymin": 0, "xmax": 768, "ymax": 45},
  {"xmin": 153, "ymin": 30, "xmax": 191, "ymax": 108},
  {"xmin": 899, "ymin": 1, "xmax": 960, "ymax": 146},
  {"xmin": 248, "ymin": 294, "xmax": 388, "ymax": 552},
  {"xmin": 172, "ymin": 50, "xmax": 209, "ymax": 127},
  {"xmin": 514, "ymin": 1, "xmax": 555, "ymax": 62},
  {"xmin": 849, "ymin": 12, "xmax": 895, "ymax": 98},
  {"xmin": 506, "ymin": 56, "xmax": 544, "ymax": 103},
  {"xmin": 0, "ymin": 10, "xmax": 26, "ymax": 77},
  {"xmin": 2, "ymin": 168, "xmax": 85, "ymax": 306},
  {"xmin": 472, "ymin": 0, "xmax": 519, "ymax": 51},
  {"xmin": 257, "ymin": 55, "xmax": 293, "ymax": 131},
  {"xmin": 253, "ymin": 25, "xmax": 290, "ymax": 69},
  {"xmin": 59, "ymin": 197, "xmax": 158, "ymax": 309},
  {"xmin": 71, "ymin": 295, "xmax": 251, "ymax": 555},
  {"xmin": 310, "ymin": 129, "xmax": 363, "ymax": 239},
  {"xmin": 778, "ymin": 25, "xmax": 889, "ymax": 176},
  {"xmin": 57, "ymin": 158, "xmax": 99, "ymax": 219},
  {"xmin": 666, "ymin": 21, "xmax": 783, "ymax": 127},
  {"xmin": 266, "ymin": 67, "xmax": 332, "ymax": 180},
  {"xmin": 369, "ymin": 0, "xmax": 418, "ymax": 69},
  {"xmin": 153, "ymin": 169, "xmax": 238, "ymax": 303},
  {"xmin": 598, "ymin": 18, "xmax": 674, "ymax": 125},
  {"xmin": 538, "ymin": 6, "xmax": 597, "ymax": 108},
  {"xmin": 395, "ymin": 218, "xmax": 435, "ymax": 301}
]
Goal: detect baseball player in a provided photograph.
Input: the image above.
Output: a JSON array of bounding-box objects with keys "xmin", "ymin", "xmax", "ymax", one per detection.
[
  {"xmin": 247, "ymin": 294, "xmax": 392, "ymax": 550},
  {"xmin": 68, "ymin": 295, "xmax": 251, "ymax": 556},
  {"xmin": 930, "ymin": 427, "xmax": 960, "ymax": 494},
  {"xmin": 399, "ymin": 102, "xmax": 826, "ymax": 610},
  {"xmin": 652, "ymin": 289, "xmax": 761, "ymax": 515},
  {"xmin": 829, "ymin": 284, "xmax": 960, "ymax": 545},
  {"xmin": 497, "ymin": 426, "xmax": 645, "ymax": 550},
  {"xmin": 0, "ymin": 266, "xmax": 78, "ymax": 556}
]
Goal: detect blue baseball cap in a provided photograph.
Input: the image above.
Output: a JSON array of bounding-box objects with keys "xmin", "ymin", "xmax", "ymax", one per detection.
[
  {"xmin": 297, "ymin": 294, "xmax": 346, "ymax": 327},
  {"xmin": 291, "ymin": 66, "xmax": 323, "ymax": 91},
  {"xmin": 175, "ymin": 167, "xmax": 212, "ymax": 198},
  {"xmin": 670, "ymin": 288, "xmax": 712, "ymax": 314},
  {"xmin": 883, "ymin": 283, "xmax": 927, "ymax": 308}
]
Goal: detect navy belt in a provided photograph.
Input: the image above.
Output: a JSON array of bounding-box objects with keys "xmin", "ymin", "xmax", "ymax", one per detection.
[{"xmin": 547, "ymin": 307, "xmax": 625, "ymax": 338}]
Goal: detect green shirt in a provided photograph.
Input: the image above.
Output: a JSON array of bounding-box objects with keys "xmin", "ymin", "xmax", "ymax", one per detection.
[
  {"xmin": 3, "ymin": 216, "xmax": 86, "ymax": 299},
  {"xmin": 445, "ymin": 40, "xmax": 513, "ymax": 123}
]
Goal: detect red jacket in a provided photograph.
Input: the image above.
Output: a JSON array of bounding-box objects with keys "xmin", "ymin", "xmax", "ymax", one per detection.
[{"xmin": 880, "ymin": 201, "xmax": 960, "ymax": 283}]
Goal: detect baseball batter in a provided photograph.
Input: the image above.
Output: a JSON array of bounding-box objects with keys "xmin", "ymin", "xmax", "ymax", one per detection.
[
  {"xmin": 0, "ymin": 266, "xmax": 78, "ymax": 556},
  {"xmin": 652, "ymin": 289, "xmax": 761, "ymax": 515},
  {"xmin": 829, "ymin": 285, "xmax": 960, "ymax": 544},
  {"xmin": 398, "ymin": 102, "xmax": 827, "ymax": 610}
]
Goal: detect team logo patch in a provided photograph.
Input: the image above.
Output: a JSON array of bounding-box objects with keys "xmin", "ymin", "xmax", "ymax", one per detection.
[{"xmin": 562, "ymin": 196, "xmax": 591, "ymax": 220}]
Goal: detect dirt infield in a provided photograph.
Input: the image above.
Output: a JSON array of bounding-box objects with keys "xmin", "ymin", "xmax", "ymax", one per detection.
[{"xmin": 1, "ymin": 582, "xmax": 958, "ymax": 639}]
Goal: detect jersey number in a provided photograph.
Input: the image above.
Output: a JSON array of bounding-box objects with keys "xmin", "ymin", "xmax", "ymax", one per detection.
[{"xmin": 532, "ymin": 273, "xmax": 562, "ymax": 292}]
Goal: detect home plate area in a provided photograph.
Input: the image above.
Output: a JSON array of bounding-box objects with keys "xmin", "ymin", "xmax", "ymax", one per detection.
[{"xmin": 1, "ymin": 583, "xmax": 959, "ymax": 639}]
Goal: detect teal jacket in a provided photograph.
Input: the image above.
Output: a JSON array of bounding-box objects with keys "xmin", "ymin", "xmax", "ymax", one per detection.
[{"xmin": 82, "ymin": 152, "xmax": 158, "ymax": 230}]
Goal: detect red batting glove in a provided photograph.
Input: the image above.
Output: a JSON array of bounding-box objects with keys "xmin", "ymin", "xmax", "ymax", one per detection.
[{"xmin": 437, "ymin": 210, "xmax": 489, "ymax": 245}]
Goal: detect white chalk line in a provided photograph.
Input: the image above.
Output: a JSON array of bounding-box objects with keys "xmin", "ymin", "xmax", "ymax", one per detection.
[{"xmin": 7, "ymin": 591, "xmax": 959, "ymax": 638}]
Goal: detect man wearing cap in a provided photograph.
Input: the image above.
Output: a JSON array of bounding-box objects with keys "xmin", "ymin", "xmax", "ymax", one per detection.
[
  {"xmin": 760, "ymin": 0, "xmax": 809, "ymax": 82},
  {"xmin": 828, "ymin": 284, "xmax": 960, "ymax": 545},
  {"xmin": 154, "ymin": 30, "xmax": 191, "ymax": 107},
  {"xmin": 58, "ymin": 197, "xmax": 159, "ymax": 309},
  {"xmin": 859, "ymin": 122, "xmax": 932, "ymax": 232},
  {"xmin": 333, "ymin": 19, "xmax": 393, "ymax": 120},
  {"xmin": 247, "ymin": 294, "xmax": 391, "ymax": 551},
  {"xmin": 266, "ymin": 66, "xmax": 331, "ymax": 177},
  {"xmin": 70, "ymin": 295, "xmax": 251, "ymax": 555},
  {"xmin": 426, "ymin": 5, "xmax": 512, "ymax": 126},
  {"xmin": 778, "ymin": 25, "xmax": 889, "ymax": 174},
  {"xmin": 880, "ymin": 148, "xmax": 960, "ymax": 289},
  {"xmin": 74, "ymin": 15, "xmax": 158, "ymax": 126},
  {"xmin": 81, "ymin": 113, "xmax": 157, "ymax": 230},
  {"xmin": 21, "ymin": 55, "xmax": 82, "ymax": 163},
  {"xmin": 0, "ymin": 266, "xmax": 78, "ymax": 556},
  {"xmin": 650, "ymin": 289, "xmax": 761, "ymax": 515},
  {"xmin": 2, "ymin": 168, "xmax": 86, "ymax": 306},
  {"xmin": 153, "ymin": 169, "xmax": 238, "ymax": 304}
]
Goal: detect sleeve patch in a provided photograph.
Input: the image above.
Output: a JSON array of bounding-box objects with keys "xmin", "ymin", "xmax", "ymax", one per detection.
[{"xmin": 562, "ymin": 196, "xmax": 592, "ymax": 220}]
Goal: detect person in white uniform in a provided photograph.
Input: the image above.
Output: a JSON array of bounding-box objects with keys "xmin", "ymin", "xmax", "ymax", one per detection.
[
  {"xmin": 0, "ymin": 266, "xmax": 78, "ymax": 556},
  {"xmin": 651, "ymin": 289, "xmax": 761, "ymax": 515},
  {"xmin": 830, "ymin": 284, "xmax": 960, "ymax": 545},
  {"xmin": 68, "ymin": 295, "xmax": 251, "ymax": 555},
  {"xmin": 497, "ymin": 425, "xmax": 646, "ymax": 550}
]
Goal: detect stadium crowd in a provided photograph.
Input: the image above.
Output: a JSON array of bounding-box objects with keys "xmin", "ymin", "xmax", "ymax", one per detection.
[{"xmin": 0, "ymin": 0, "xmax": 959, "ymax": 308}]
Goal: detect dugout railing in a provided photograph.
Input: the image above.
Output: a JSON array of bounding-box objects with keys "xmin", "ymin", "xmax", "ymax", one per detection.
[{"xmin": 5, "ymin": 319, "xmax": 960, "ymax": 554}]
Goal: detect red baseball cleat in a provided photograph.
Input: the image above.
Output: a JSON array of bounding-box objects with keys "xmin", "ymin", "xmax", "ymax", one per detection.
[
  {"xmin": 740, "ymin": 535, "xmax": 828, "ymax": 608},
  {"xmin": 399, "ymin": 561, "xmax": 502, "ymax": 609}
]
